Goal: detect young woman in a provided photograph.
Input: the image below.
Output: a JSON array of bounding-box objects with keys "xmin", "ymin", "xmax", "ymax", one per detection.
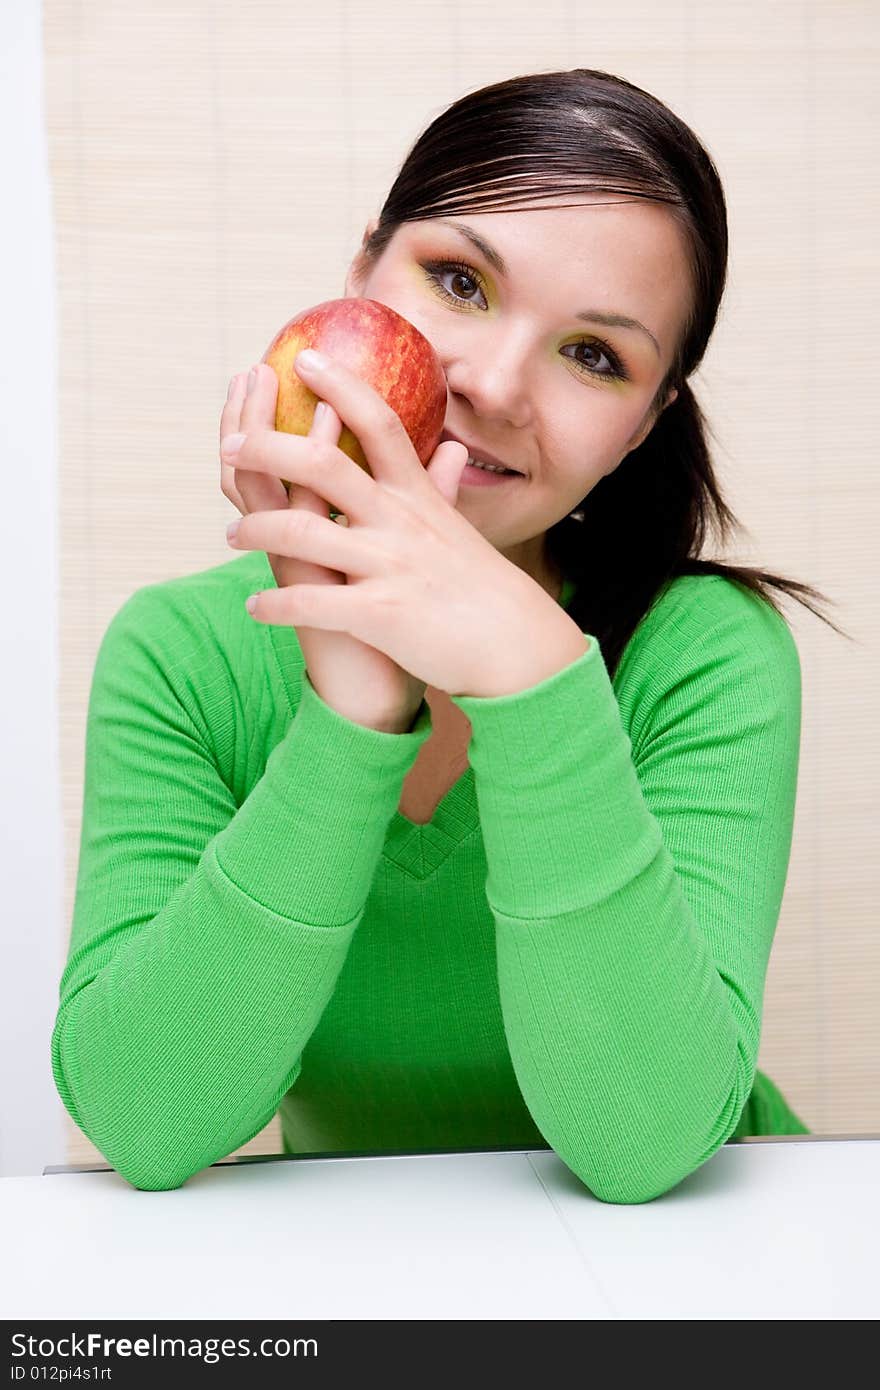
[{"xmin": 52, "ymin": 69, "xmax": 845, "ymax": 1202}]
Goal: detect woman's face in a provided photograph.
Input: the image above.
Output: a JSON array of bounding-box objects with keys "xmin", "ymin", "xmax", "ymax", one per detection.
[{"xmin": 344, "ymin": 196, "xmax": 690, "ymax": 595}]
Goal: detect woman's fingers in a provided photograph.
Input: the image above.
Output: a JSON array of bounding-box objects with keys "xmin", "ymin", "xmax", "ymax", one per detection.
[
  {"xmin": 423, "ymin": 439, "xmax": 471, "ymax": 511},
  {"xmin": 291, "ymin": 350, "xmax": 436, "ymax": 499},
  {"xmin": 220, "ymin": 373, "xmax": 247, "ymax": 514},
  {"xmin": 236, "ymin": 364, "xmax": 287, "ymax": 514},
  {"xmin": 220, "ymin": 365, "xmax": 357, "ymax": 533},
  {"xmin": 221, "ymin": 428, "xmax": 374, "ymax": 523},
  {"xmin": 295, "ymin": 402, "xmax": 347, "ymax": 525},
  {"xmin": 274, "ymin": 400, "xmax": 349, "ymax": 587},
  {"xmin": 219, "ymin": 372, "xmax": 245, "ymax": 451},
  {"xmin": 229, "ymin": 506, "xmax": 373, "ymax": 578}
]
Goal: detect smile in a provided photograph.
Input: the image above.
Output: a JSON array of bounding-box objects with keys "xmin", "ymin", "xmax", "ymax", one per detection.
[{"xmin": 461, "ymin": 457, "xmax": 525, "ymax": 487}]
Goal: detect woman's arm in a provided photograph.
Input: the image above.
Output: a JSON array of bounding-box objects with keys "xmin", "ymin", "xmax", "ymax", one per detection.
[
  {"xmin": 451, "ymin": 575, "xmax": 802, "ymax": 1204},
  {"xmin": 52, "ymin": 580, "xmax": 433, "ymax": 1192}
]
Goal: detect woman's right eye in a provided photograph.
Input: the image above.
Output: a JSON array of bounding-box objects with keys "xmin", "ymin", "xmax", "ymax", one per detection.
[{"xmin": 420, "ymin": 259, "xmax": 488, "ymax": 310}]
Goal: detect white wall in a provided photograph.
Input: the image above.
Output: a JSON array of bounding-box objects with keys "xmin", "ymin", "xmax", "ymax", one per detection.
[{"xmin": 1, "ymin": 0, "xmax": 66, "ymax": 1175}]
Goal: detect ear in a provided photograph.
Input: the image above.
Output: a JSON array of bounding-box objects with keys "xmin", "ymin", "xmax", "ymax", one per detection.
[{"xmin": 344, "ymin": 218, "xmax": 379, "ymax": 298}]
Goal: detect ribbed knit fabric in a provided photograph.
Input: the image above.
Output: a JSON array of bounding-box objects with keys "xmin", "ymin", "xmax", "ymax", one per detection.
[{"xmin": 51, "ymin": 549, "xmax": 808, "ymax": 1202}]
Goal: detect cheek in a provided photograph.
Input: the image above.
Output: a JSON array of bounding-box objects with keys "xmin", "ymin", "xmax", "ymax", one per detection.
[
  {"xmin": 584, "ymin": 396, "xmax": 651, "ymax": 460},
  {"xmin": 362, "ymin": 266, "xmax": 441, "ymax": 343},
  {"xmin": 393, "ymin": 261, "xmax": 443, "ymax": 313},
  {"xmin": 403, "ymin": 261, "xmax": 427, "ymax": 292},
  {"xmin": 542, "ymin": 412, "xmax": 632, "ymax": 491},
  {"xmin": 352, "ymin": 261, "xmax": 417, "ymax": 308},
  {"xmin": 550, "ymin": 401, "xmax": 624, "ymax": 466}
]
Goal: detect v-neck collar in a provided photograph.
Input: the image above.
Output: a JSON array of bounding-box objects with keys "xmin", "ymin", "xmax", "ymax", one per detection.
[{"xmin": 382, "ymin": 768, "xmax": 480, "ymax": 877}]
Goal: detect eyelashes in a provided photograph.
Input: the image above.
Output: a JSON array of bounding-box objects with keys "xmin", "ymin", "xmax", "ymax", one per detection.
[{"xmin": 418, "ymin": 257, "xmax": 630, "ymax": 383}]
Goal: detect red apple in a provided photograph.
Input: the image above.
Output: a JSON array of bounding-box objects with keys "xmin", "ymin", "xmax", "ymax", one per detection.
[{"xmin": 260, "ymin": 298, "xmax": 448, "ymax": 493}]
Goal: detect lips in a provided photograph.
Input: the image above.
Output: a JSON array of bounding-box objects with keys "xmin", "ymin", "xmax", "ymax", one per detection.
[{"xmin": 439, "ymin": 429, "xmax": 525, "ymax": 476}]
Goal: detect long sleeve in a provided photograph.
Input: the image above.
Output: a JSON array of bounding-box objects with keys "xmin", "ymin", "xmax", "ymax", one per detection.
[
  {"xmin": 51, "ymin": 582, "xmax": 433, "ymax": 1192},
  {"xmin": 450, "ymin": 576, "xmax": 802, "ymax": 1204}
]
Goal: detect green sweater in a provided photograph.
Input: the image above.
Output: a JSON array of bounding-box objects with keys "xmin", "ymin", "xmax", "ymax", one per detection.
[{"xmin": 51, "ymin": 551, "xmax": 808, "ymax": 1202}]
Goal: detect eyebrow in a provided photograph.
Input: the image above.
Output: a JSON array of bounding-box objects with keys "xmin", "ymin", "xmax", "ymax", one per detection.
[{"xmin": 435, "ymin": 219, "xmax": 662, "ymax": 359}]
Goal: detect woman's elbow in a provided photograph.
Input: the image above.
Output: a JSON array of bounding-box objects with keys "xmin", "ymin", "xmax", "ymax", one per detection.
[
  {"xmin": 105, "ymin": 1149, "xmax": 202, "ymax": 1193},
  {"xmin": 555, "ymin": 1137, "xmax": 716, "ymax": 1205},
  {"xmin": 586, "ymin": 1171, "xmax": 687, "ymax": 1205}
]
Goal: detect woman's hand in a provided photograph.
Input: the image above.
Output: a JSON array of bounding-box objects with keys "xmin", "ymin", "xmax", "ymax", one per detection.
[
  {"xmin": 220, "ymin": 362, "xmax": 451, "ymax": 733},
  {"xmin": 222, "ymin": 350, "xmax": 586, "ymax": 698}
]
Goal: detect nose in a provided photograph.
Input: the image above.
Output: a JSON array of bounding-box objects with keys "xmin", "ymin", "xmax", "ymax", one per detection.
[{"xmin": 444, "ymin": 326, "xmax": 534, "ymax": 428}]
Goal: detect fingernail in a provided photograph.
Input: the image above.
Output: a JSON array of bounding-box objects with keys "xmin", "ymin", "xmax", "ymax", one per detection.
[
  {"xmin": 227, "ymin": 374, "xmax": 240, "ymax": 401},
  {"xmin": 296, "ymin": 348, "xmax": 329, "ymax": 373},
  {"xmin": 226, "ymin": 519, "xmax": 240, "ymax": 542},
  {"xmin": 222, "ymin": 432, "xmax": 245, "ymax": 458},
  {"xmin": 313, "ymin": 401, "xmax": 328, "ymax": 425},
  {"xmin": 247, "ymin": 366, "xmax": 258, "ymax": 395}
]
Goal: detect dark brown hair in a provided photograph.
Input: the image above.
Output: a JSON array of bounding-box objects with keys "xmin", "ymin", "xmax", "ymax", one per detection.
[{"xmin": 357, "ymin": 69, "xmax": 849, "ymax": 677}]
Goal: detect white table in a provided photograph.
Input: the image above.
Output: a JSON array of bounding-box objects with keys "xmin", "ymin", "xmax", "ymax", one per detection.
[{"xmin": 3, "ymin": 1137, "xmax": 878, "ymax": 1320}]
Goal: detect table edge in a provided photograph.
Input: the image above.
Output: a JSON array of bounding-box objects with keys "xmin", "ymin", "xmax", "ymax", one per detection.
[{"xmin": 41, "ymin": 1132, "xmax": 880, "ymax": 1176}]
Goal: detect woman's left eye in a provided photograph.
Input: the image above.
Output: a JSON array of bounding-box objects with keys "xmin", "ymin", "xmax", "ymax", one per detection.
[
  {"xmin": 419, "ymin": 258, "xmax": 628, "ymax": 382},
  {"xmin": 560, "ymin": 339, "xmax": 626, "ymax": 381}
]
